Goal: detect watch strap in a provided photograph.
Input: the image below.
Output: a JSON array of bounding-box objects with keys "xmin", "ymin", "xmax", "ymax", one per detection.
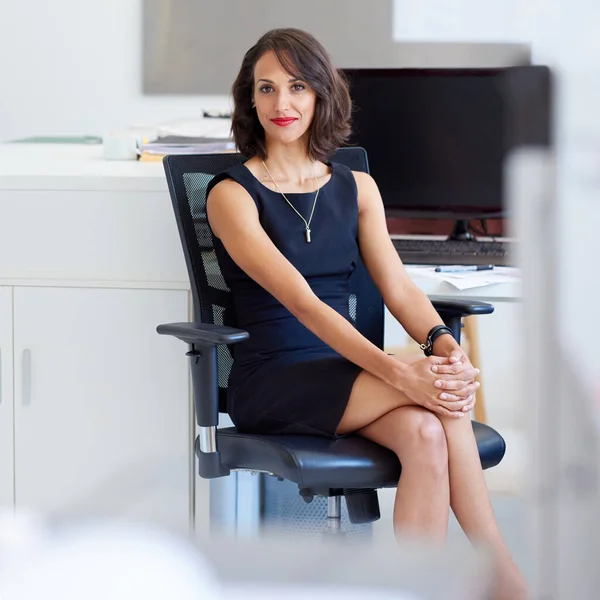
[{"xmin": 420, "ymin": 325, "xmax": 455, "ymax": 356}]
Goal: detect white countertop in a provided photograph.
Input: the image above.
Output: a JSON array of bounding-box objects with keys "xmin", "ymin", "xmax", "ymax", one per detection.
[
  {"xmin": 0, "ymin": 142, "xmax": 520, "ymax": 298},
  {"xmin": 0, "ymin": 143, "xmax": 167, "ymax": 192}
]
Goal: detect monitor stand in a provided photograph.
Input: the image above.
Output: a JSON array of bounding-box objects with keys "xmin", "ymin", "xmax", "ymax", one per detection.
[{"xmin": 448, "ymin": 219, "xmax": 476, "ymax": 242}]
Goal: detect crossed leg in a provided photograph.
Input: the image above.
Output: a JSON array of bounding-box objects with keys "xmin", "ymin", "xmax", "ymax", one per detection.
[
  {"xmin": 337, "ymin": 355, "xmax": 528, "ymax": 599},
  {"xmin": 357, "ymin": 405, "xmax": 450, "ymax": 542}
]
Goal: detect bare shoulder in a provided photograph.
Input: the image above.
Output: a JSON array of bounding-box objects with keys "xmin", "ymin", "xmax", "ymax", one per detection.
[
  {"xmin": 207, "ymin": 177, "xmax": 251, "ymax": 202},
  {"xmin": 351, "ymin": 170, "xmax": 382, "ymax": 212},
  {"xmin": 206, "ymin": 177, "xmax": 258, "ymax": 239}
]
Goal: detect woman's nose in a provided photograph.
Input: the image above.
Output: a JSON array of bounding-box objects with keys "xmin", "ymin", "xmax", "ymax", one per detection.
[{"xmin": 274, "ymin": 90, "xmax": 291, "ymax": 113}]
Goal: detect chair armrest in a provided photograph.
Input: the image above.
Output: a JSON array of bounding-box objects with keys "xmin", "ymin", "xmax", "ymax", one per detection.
[
  {"xmin": 429, "ymin": 297, "xmax": 494, "ymax": 317},
  {"xmin": 429, "ymin": 297, "xmax": 494, "ymax": 343},
  {"xmin": 157, "ymin": 321, "xmax": 248, "ymax": 480},
  {"xmin": 156, "ymin": 322, "xmax": 249, "ymax": 346}
]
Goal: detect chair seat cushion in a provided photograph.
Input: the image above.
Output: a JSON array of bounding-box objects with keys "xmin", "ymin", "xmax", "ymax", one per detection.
[{"xmin": 209, "ymin": 421, "xmax": 505, "ymax": 490}]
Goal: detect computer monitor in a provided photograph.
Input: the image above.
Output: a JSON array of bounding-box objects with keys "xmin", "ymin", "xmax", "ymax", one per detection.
[{"xmin": 343, "ymin": 66, "xmax": 552, "ymax": 239}]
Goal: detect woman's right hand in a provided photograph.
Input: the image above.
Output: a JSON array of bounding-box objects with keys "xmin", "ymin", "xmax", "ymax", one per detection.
[{"xmin": 398, "ymin": 356, "xmax": 480, "ymax": 418}]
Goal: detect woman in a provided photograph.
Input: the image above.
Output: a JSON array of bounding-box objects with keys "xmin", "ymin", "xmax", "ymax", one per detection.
[{"xmin": 206, "ymin": 28, "xmax": 528, "ymax": 599}]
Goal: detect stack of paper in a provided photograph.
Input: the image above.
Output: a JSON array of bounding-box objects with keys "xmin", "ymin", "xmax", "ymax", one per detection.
[
  {"xmin": 138, "ymin": 117, "xmax": 236, "ymax": 161},
  {"xmin": 406, "ymin": 265, "xmax": 521, "ymax": 290},
  {"xmin": 139, "ymin": 136, "xmax": 236, "ymax": 156},
  {"xmin": 138, "ymin": 137, "xmax": 236, "ymax": 162}
]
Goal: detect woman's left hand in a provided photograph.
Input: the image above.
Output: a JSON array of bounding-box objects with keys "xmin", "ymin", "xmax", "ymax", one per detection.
[
  {"xmin": 431, "ymin": 348, "xmax": 477, "ymax": 377},
  {"xmin": 430, "ymin": 348, "xmax": 479, "ymax": 412}
]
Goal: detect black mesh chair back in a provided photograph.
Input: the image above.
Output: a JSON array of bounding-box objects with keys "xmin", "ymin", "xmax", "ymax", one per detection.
[{"xmin": 163, "ymin": 147, "xmax": 382, "ymax": 413}]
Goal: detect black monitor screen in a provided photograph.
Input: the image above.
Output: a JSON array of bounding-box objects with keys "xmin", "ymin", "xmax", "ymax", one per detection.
[{"xmin": 343, "ymin": 67, "xmax": 550, "ymax": 218}]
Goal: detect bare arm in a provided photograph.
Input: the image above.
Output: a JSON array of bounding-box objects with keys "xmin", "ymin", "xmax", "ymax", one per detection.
[
  {"xmin": 354, "ymin": 171, "xmax": 480, "ymax": 409},
  {"xmin": 206, "ymin": 178, "xmax": 408, "ymax": 389},
  {"xmin": 354, "ymin": 171, "xmax": 460, "ymax": 358}
]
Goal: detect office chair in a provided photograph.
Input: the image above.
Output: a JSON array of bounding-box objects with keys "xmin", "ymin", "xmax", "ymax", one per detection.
[{"xmin": 158, "ymin": 148, "xmax": 506, "ymax": 531}]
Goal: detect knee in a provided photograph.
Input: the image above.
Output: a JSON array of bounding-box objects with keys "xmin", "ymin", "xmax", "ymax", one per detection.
[
  {"xmin": 410, "ymin": 412, "xmax": 447, "ymax": 455},
  {"xmin": 400, "ymin": 412, "xmax": 448, "ymax": 472}
]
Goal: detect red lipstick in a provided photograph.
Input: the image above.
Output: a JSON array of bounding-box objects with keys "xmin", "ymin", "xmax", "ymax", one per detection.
[{"xmin": 271, "ymin": 118, "xmax": 297, "ymax": 127}]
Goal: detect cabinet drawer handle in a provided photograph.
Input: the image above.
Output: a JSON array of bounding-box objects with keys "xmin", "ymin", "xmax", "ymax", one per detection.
[{"xmin": 22, "ymin": 349, "xmax": 31, "ymax": 406}]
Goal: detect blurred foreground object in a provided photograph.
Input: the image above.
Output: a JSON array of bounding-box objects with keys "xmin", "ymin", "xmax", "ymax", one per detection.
[
  {"xmin": 0, "ymin": 510, "xmax": 220, "ymax": 600},
  {"xmin": 510, "ymin": 143, "xmax": 600, "ymax": 598},
  {"xmin": 0, "ymin": 510, "xmax": 492, "ymax": 599}
]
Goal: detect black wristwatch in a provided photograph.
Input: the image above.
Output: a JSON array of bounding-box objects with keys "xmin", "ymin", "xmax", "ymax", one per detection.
[{"xmin": 420, "ymin": 325, "xmax": 455, "ymax": 356}]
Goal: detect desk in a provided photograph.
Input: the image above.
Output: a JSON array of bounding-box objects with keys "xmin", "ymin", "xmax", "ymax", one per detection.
[{"xmin": 0, "ymin": 144, "xmax": 522, "ymax": 533}]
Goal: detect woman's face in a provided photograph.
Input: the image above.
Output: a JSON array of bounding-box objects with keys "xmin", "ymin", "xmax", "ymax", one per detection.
[{"xmin": 252, "ymin": 50, "xmax": 317, "ymax": 146}]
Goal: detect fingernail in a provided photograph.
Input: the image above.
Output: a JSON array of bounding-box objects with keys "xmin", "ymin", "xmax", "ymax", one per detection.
[
  {"xmin": 434, "ymin": 380, "xmax": 443, "ymax": 388},
  {"xmin": 475, "ymin": 369, "xmax": 480, "ymax": 374},
  {"xmin": 440, "ymin": 393, "xmax": 447, "ymax": 400},
  {"xmin": 476, "ymin": 382, "xmax": 481, "ymax": 387},
  {"xmin": 431, "ymin": 365, "xmax": 438, "ymax": 372}
]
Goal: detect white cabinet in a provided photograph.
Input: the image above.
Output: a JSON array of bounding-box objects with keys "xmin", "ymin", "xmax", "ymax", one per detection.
[
  {"xmin": 0, "ymin": 287, "xmax": 14, "ymax": 509},
  {"xmin": 0, "ymin": 146, "xmax": 219, "ymax": 533},
  {"xmin": 0, "ymin": 189, "xmax": 187, "ymax": 283},
  {"xmin": 11, "ymin": 286, "xmax": 191, "ymax": 530}
]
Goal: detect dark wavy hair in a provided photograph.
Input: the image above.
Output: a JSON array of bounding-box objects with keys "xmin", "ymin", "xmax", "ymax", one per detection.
[{"xmin": 231, "ymin": 28, "xmax": 352, "ymax": 162}]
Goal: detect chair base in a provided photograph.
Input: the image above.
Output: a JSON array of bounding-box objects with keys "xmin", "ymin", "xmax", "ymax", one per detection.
[
  {"xmin": 327, "ymin": 496, "xmax": 342, "ymax": 532},
  {"xmin": 299, "ymin": 487, "xmax": 381, "ymax": 525}
]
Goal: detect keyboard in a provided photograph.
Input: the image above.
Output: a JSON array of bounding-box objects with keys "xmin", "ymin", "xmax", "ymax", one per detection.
[{"xmin": 391, "ymin": 238, "xmax": 513, "ymax": 266}]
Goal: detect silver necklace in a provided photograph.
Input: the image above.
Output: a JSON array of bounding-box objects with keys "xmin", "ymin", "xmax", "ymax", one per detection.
[{"xmin": 261, "ymin": 160, "xmax": 320, "ymax": 243}]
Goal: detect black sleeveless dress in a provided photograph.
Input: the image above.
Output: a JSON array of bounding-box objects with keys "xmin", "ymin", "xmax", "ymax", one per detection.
[{"xmin": 208, "ymin": 161, "xmax": 363, "ymax": 438}]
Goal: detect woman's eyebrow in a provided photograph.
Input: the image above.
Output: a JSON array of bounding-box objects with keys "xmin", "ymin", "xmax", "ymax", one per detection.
[{"xmin": 256, "ymin": 77, "xmax": 303, "ymax": 84}]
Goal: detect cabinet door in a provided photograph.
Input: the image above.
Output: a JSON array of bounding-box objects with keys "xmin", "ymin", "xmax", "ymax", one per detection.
[
  {"xmin": 13, "ymin": 287, "xmax": 191, "ymax": 531},
  {"xmin": 0, "ymin": 286, "xmax": 14, "ymax": 509}
]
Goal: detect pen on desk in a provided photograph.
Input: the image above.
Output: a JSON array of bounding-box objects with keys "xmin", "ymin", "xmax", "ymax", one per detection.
[{"xmin": 434, "ymin": 265, "xmax": 494, "ymax": 273}]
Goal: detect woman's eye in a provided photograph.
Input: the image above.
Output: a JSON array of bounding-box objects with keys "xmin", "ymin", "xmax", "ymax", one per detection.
[
  {"xmin": 292, "ymin": 84, "xmax": 306, "ymax": 92},
  {"xmin": 259, "ymin": 85, "xmax": 273, "ymax": 93}
]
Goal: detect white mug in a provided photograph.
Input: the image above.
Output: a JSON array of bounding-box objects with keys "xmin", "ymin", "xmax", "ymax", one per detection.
[{"xmin": 102, "ymin": 131, "xmax": 139, "ymax": 160}]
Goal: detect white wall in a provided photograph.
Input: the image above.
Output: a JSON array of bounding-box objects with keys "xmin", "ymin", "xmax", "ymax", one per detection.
[
  {"xmin": 0, "ymin": 0, "xmax": 230, "ymax": 141},
  {"xmin": 0, "ymin": 0, "xmax": 569, "ymax": 142},
  {"xmin": 0, "ymin": 0, "xmax": 559, "ymax": 142},
  {"xmin": 393, "ymin": 0, "xmax": 559, "ymax": 46}
]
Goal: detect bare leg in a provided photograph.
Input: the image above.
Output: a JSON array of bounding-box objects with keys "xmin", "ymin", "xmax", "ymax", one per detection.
[
  {"xmin": 338, "ymin": 355, "xmax": 527, "ymax": 598},
  {"xmin": 358, "ymin": 406, "xmax": 450, "ymax": 542},
  {"xmin": 439, "ymin": 415, "xmax": 529, "ymax": 599},
  {"xmin": 337, "ymin": 354, "xmax": 424, "ymax": 434}
]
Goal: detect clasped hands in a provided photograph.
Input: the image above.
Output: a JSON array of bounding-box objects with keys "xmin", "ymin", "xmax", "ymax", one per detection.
[{"xmin": 405, "ymin": 349, "xmax": 480, "ymax": 418}]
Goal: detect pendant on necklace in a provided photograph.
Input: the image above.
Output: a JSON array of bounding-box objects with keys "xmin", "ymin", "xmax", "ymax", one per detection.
[{"xmin": 305, "ymin": 227, "xmax": 312, "ymax": 243}]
